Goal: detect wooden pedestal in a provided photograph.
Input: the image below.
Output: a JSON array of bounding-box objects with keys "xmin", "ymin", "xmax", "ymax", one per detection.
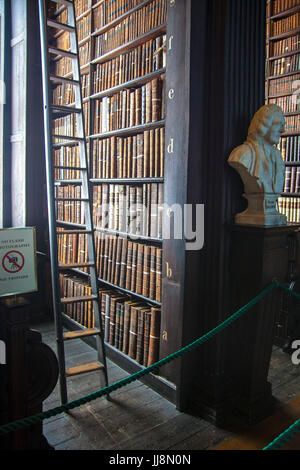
[
  {"xmin": 0, "ymin": 297, "xmax": 59, "ymax": 450},
  {"xmin": 228, "ymin": 223, "xmax": 300, "ymax": 424}
]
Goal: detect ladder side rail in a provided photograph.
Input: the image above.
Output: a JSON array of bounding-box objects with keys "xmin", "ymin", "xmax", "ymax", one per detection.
[{"xmin": 38, "ymin": 0, "xmax": 68, "ymax": 404}]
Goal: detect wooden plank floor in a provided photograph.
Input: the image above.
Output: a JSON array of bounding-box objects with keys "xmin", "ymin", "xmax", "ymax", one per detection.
[
  {"xmin": 214, "ymin": 395, "xmax": 300, "ymax": 450},
  {"xmin": 32, "ymin": 317, "xmax": 300, "ymax": 451}
]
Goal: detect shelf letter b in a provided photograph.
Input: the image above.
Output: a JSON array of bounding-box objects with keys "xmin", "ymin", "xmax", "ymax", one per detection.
[{"xmin": 165, "ymin": 262, "xmax": 173, "ymax": 279}]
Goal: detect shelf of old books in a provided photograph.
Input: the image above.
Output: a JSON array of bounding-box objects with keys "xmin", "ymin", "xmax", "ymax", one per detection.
[
  {"xmin": 50, "ymin": 0, "xmax": 174, "ymax": 396},
  {"xmin": 266, "ymin": 0, "xmax": 300, "ymax": 223}
]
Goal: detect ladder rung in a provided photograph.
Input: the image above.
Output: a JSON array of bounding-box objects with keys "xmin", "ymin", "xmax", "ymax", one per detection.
[
  {"xmin": 61, "ymin": 295, "xmax": 98, "ymax": 304},
  {"xmin": 65, "ymin": 361, "xmax": 104, "ymax": 377},
  {"xmin": 52, "ymin": 135, "xmax": 85, "ymax": 142},
  {"xmin": 55, "ymin": 179, "xmax": 83, "ymax": 185},
  {"xmin": 49, "ymin": 47, "xmax": 77, "ymax": 59},
  {"xmin": 50, "ymin": 75, "xmax": 80, "ymax": 86},
  {"xmin": 51, "ymin": 105, "xmax": 82, "ymax": 114},
  {"xmin": 47, "ymin": 19, "xmax": 75, "ymax": 33},
  {"xmin": 63, "ymin": 329, "xmax": 101, "ymax": 340},
  {"xmin": 53, "ymin": 165, "xmax": 87, "ymax": 171},
  {"xmin": 56, "ymin": 229, "xmax": 92, "ymax": 234},
  {"xmin": 55, "ymin": 198, "xmax": 89, "ymax": 202},
  {"xmin": 52, "ymin": 142, "xmax": 82, "ymax": 148},
  {"xmin": 58, "ymin": 262, "xmax": 95, "ymax": 269}
]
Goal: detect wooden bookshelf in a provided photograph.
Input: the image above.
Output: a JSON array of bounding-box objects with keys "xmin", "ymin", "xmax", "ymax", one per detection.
[
  {"xmin": 50, "ymin": 0, "xmax": 170, "ymax": 399},
  {"xmin": 266, "ymin": 0, "xmax": 300, "ymax": 352},
  {"xmin": 266, "ymin": 0, "xmax": 300, "ymax": 224},
  {"xmin": 47, "ymin": 0, "xmax": 273, "ymax": 424}
]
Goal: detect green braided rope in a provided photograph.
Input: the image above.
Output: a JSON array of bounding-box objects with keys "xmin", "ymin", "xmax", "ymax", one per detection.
[
  {"xmin": 0, "ymin": 281, "xmax": 277, "ymax": 436},
  {"xmin": 1, "ymin": 280, "xmax": 299, "ymax": 447},
  {"xmin": 262, "ymin": 281, "xmax": 300, "ymax": 451},
  {"xmin": 276, "ymin": 282, "xmax": 300, "ymax": 300},
  {"xmin": 263, "ymin": 418, "xmax": 300, "ymax": 450}
]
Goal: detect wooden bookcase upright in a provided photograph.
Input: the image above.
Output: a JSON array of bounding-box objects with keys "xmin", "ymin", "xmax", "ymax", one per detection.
[{"xmin": 50, "ymin": 0, "xmax": 179, "ymax": 403}]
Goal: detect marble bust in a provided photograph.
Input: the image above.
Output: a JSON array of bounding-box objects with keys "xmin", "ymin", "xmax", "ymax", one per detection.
[{"xmin": 228, "ymin": 104, "xmax": 287, "ymax": 226}]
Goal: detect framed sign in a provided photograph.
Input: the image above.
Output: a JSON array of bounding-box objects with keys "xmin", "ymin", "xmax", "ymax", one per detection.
[{"xmin": 0, "ymin": 227, "xmax": 38, "ymax": 297}]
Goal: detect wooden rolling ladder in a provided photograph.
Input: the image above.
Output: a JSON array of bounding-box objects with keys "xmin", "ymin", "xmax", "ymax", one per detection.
[{"xmin": 38, "ymin": 0, "xmax": 109, "ymax": 404}]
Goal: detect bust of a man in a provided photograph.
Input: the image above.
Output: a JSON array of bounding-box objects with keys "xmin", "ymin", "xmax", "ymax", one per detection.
[{"xmin": 228, "ymin": 104, "xmax": 287, "ymax": 226}]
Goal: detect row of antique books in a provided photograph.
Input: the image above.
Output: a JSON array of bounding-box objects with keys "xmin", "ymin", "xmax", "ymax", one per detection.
[
  {"xmin": 268, "ymin": 72, "xmax": 299, "ymax": 95},
  {"xmin": 269, "ymin": 53, "xmax": 300, "ymax": 76},
  {"xmin": 56, "ymin": 10, "xmax": 91, "ymax": 42},
  {"xmin": 94, "ymin": 0, "xmax": 166, "ymax": 57},
  {"xmin": 92, "ymin": 35, "xmax": 166, "ymax": 94},
  {"xmin": 93, "ymin": 77, "xmax": 165, "ymax": 134},
  {"xmin": 57, "ymin": 231, "xmax": 88, "ymax": 267},
  {"xmin": 270, "ymin": 95, "xmax": 299, "ymax": 113},
  {"xmin": 270, "ymin": 34, "xmax": 300, "ymax": 56},
  {"xmin": 53, "ymin": 102, "xmax": 89, "ymax": 137},
  {"xmin": 52, "ymin": 56, "xmax": 73, "ymax": 79},
  {"xmin": 93, "ymin": 0, "xmax": 147, "ymax": 32},
  {"xmin": 52, "ymin": 46, "xmax": 92, "ymax": 76},
  {"xmin": 55, "ymin": 185, "xmax": 86, "ymax": 225},
  {"xmin": 55, "ymin": 181, "xmax": 165, "ymax": 235},
  {"xmin": 59, "ymin": 273, "xmax": 162, "ymax": 366},
  {"xmin": 94, "ymin": 232, "xmax": 162, "ymax": 302},
  {"xmin": 77, "ymin": 15, "xmax": 91, "ymax": 42},
  {"xmin": 59, "ymin": 274, "xmax": 93, "ymax": 324},
  {"xmin": 57, "ymin": 230, "xmax": 163, "ymax": 303},
  {"xmin": 92, "ymin": 183, "xmax": 164, "ymax": 238},
  {"xmin": 279, "ymin": 135, "xmax": 300, "ymax": 161},
  {"xmin": 74, "ymin": 0, "xmax": 90, "ymax": 17},
  {"xmin": 54, "ymin": 0, "xmax": 89, "ymax": 18},
  {"xmin": 100, "ymin": 291, "xmax": 161, "ymax": 365},
  {"xmin": 79, "ymin": 41, "xmax": 91, "ymax": 67},
  {"xmin": 271, "ymin": 12, "xmax": 300, "ymax": 37},
  {"xmin": 284, "ymin": 166, "xmax": 300, "ymax": 193},
  {"xmin": 52, "ymin": 75, "xmax": 90, "ymax": 106},
  {"xmin": 54, "ymin": 20, "xmax": 92, "ymax": 53},
  {"xmin": 91, "ymin": 129, "xmax": 165, "ymax": 178},
  {"xmin": 285, "ymin": 114, "xmax": 300, "ymax": 132},
  {"xmin": 278, "ymin": 196, "xmax": 300, "ymax": 222},
  {"xmin": 54, "ymin": 146, "xmax": 85, "ymax": 181},
  {"xmin": 53, "ymin": 115, "xmax": 78, "ymax": 138},
  {"xmin": 271, "ymin": 0, "xmax": 300, "ymax": 16},
  {"xmin": 55, "ymin": 31, "xmax": 71, "ymax": 51}
]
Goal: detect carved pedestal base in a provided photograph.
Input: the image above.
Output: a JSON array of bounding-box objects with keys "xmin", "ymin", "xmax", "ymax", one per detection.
[{"xmin": 235, "ymin": 193, "xmax": 287, "ymax": 227}]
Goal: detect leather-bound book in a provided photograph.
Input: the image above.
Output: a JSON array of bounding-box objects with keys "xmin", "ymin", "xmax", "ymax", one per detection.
[
  {"xmin": 147, "ymin": 307, "xmax": 161, "ymax": 366},
  {"xmin": 135, "ymin": 243, "xmax": 144, "ymax": 295}
]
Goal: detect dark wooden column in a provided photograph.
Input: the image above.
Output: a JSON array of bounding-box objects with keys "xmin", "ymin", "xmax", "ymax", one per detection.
[{"xmin": 174, "ymin": 0, "xmax": 267, "ymax": 426}]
